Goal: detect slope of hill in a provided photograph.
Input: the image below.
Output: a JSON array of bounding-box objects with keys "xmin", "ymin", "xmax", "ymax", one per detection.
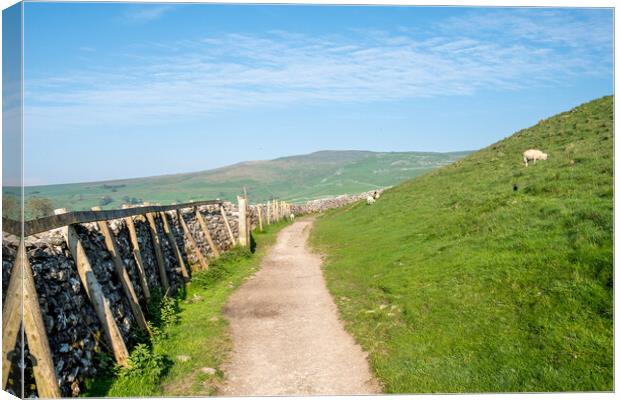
[
  {"xmin": 310, "ymin": 96, "xmax": 613, "ymax": 392},
  {"xmin": 22, "ymin": 150, "xmax": 470, "ymax": 213}
]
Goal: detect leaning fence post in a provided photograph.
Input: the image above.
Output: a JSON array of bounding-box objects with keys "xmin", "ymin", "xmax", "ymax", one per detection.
[
  {"xmin": 91, "ymin": 206, "xmax": 149, "ymax": 333},
  {"xmin": 159, "ymin": 210, "xmax": 190, "ymax": 281},
  {"xmin": 2, "ymin": 239, "xmax": 23, "ymax": 389},
  {"xmin": 121, "ymin": 205, "xmax": 151, "ymax": 301},
  {"xmin": 53, "ymin": 208, "xmax": 130, "ymax": 367},
  {"xmin": 220, "ymin": 204, "xmax": 236, "ymax": 246},
  {"xmin": 257, "ymin": 204, "xmax": 264, "ymax": 232},
  {"xmin": 143, "ymin": 203, "xmax": 170, "ymax": 291},
  {"xmin": 175, "ymin": 209, "xmax": 209, "ymax": 271},
  {"xmin": 21, "ymin": 241, "xmax": 62, "ymax": 398},
  {"xmin": 194, "ymin": 207, "xmax": 220, "ymax": 258}
]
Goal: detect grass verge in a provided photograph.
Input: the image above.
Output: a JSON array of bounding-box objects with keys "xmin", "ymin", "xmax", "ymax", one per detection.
[
  {"xmin": 82, "ymin": 219, "xmax": 291, "ymax": 397},
  {"xmin": 310, "ymin": 96, "xmax": 613, "ymax": 393}
]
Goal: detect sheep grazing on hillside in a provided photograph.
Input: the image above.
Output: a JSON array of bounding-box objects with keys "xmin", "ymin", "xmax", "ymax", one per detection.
[
  {"xmin": 366, "ymin": 196, "xmax": 376, "ymax": 205},
  {"xmin": 523, "ymin": 149, "xmax": 548, "ymax": 167},
  {"xmin": 373, "ymin": 191, "xmax": 380, "ymax": 199}
]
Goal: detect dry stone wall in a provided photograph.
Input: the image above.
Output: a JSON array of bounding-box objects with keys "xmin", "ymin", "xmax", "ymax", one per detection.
[
  {"xmin": 291, "ymin": 189, "xmax": 385, "ymax": 214},
  {"xmin": 1, "ymin": 201, "xmax": 240, "ymax": 397}
]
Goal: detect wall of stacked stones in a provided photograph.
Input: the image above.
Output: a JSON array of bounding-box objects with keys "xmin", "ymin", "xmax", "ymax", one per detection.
[
  {"xmin": 1, "ymin": 202, "xmax": 240, "ymax": 397},
  {"xmin": 247, "ymin": 190, "xmax": 386, "ymax": 229},
  {"xmin": 289, "ymin": 189, "xmax": 385, "ymax": 215}
]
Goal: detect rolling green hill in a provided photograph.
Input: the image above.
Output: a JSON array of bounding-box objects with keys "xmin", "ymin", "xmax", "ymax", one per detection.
[
  {"xmin": 311, "ymin": 96, "xmax": 613, "ymax": 392},
  {"xmin": 19, "ymin": 150, "xmax": 470, "ymax": 215}
]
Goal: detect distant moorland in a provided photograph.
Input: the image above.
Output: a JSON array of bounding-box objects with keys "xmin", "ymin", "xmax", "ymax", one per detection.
[{"xmin": 11, "ymin": 150, "xmax": 470, "ymax": 217}]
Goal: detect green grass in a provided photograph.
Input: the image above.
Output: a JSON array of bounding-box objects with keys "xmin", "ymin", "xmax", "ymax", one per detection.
[
  {"xmin": 82, "ymin": 220, "xmax": 291, "ymax": 397},
  {"xmin": 310, "ymin": 96, "xmax": 613, "ymax": 393},
  {"xmin": 14, "ymin": 150, "xmax": 470, "ymax": 217}
]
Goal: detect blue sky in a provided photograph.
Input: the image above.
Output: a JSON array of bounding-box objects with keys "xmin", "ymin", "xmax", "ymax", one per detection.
[{"xmin": 21, "ymin": 3, "xmax": 613, "ymax": 185}]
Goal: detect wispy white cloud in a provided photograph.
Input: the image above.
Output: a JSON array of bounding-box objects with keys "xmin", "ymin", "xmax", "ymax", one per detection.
[
  {"xmin": 120, "ymin": 5, "xmax": 174, "ymax": 24},
  {"xmin": 437, "ymin": 8, "xmax": 612, "ymax": 49},
  {"xmin": 24, "ymin": 10, "xmax": 612, "ymax": 131}
]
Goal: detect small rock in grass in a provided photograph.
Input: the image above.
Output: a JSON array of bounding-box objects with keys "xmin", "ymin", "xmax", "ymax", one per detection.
[
  {"xmin": 190, "ymin": 294, "xmax": 204, "ymax": 303},
  {"xmin": 176, "ymin": 355, "xmax": 191, "ymax": 362},
  {"xmin": 200, "ymin": 367, "xmax": 216, "ymax": 375}
]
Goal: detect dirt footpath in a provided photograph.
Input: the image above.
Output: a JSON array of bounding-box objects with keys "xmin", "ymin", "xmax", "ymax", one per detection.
[{"xmin": 219, "ymin": 218, "xmax": 380, "ymax": 396}]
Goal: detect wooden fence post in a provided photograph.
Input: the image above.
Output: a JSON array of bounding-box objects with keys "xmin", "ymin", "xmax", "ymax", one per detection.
[
  {"xmin": 279, "ymin": 200, "xmax": 282, "ymax": 221},
  {"xmin": 91, "ymin": 207, "xmax": 149, "ymax": 333},
  {"xmin": 220, "ymin": 205, "xmax": 236, "ymax": 246},
  {"xmin": 237, "ymin": 197, "xmax": 249, "ymax": 248},
  {"xmin": 175, "ymin": 209, "xmax": 209, "ymax": 270},
  {"xmin": 21, "ymin": 242, "xmax": 62, "ymax": 398},
  {"xmin": 257, "ymin": 205, "xmax": 263, "ymax": 232},
  {"xmin": 53, "ymin": 209, "xmax": 129, "ymax": 367},
  {"xmin": 2, "ymin": 241, "xmax": 23, "ymax": 389},
  {"xmin": 143, "ymin": 204, "xmax": 170, "ymax": 292},
  {"xmin": 266, "ymin": 201, "xmax": 271, "ymax": 225},
  {"xmin": 194, "ymin": 207, "xmax": 220, "ymax": 258},
  {"xmin": 159, "ymin": 211, "xmax": 190, "ymax": 281},
  {"xmin": 121, "ymin": 205, "xmax": 150, "ymax": 301}
]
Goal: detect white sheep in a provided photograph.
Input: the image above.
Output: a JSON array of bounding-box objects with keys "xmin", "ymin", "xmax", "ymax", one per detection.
[
  {"xmin": 523, "ymin": 149, "xmax": 548, "ymax": 167},
  {"xmin": 289, "ymin": 213, "xmax": 295, "ymax": 221},
  {"xmin": 366, "ymin": 196, "xmax": 376, "ymax": 205}
]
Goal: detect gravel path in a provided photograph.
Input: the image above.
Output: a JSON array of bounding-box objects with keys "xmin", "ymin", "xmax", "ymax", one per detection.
[{"xmin": 219, "ymin": 218, "xmax": 380, "ymax": 396}]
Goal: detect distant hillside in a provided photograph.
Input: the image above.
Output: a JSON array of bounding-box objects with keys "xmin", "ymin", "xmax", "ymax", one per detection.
[
  {"xmin": 311, "ymin": 96, "xmax": 613, "ymax": 392},
  {"xmin": 21, "ymin": 150, "xmax": 471, "ymax": 213}
]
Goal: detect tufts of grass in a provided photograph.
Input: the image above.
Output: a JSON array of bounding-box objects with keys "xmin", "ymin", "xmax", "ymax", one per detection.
[
  {"xmin": 311, "ymin": 96, "xmax": 613, "ymax": 393},
  {"xmin": 191, "ymin": 247, "xmax": 253, "ymax": 290},
  {"xmin": 82, "ymin": 219, "xmax": 291, "ymax": 397}
]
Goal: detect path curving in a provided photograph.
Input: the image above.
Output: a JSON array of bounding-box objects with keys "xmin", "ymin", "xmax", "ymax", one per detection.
[{"xmin": 219, "ymin": 218, "xmax": 380, "ymax": 396}]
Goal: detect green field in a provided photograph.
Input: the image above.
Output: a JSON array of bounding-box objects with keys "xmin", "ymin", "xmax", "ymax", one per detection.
[
  {"xmin": 15, "ymin": 150, "xmax": 470, "ymax": 216},
  {"xmin": 311, "ymin": 96, "xmax": 613, "ymax": 392}
]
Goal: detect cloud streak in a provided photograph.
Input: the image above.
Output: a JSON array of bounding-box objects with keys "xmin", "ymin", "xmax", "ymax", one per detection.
[
  {"xmin": 24, "ymin": 9, "xmax": 612, "ymax": 131},
  {"xmin": 120, "ymin": 5, "xmax": 174, "ymax": 24}
]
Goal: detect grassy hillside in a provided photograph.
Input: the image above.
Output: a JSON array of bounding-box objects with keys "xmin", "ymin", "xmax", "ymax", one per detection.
[
  {"xmin": 19, "ymin": 150, "xmax": 469, "ymax": 216},
  {"xmin": 311, "ymin": 96, "xmax": 613, "ymax": 392}
]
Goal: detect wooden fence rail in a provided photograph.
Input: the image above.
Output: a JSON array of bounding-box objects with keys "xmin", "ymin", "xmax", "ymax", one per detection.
[{"xmin": 2, "ymin": 199, "xmax": 223, "ymax": 237}]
